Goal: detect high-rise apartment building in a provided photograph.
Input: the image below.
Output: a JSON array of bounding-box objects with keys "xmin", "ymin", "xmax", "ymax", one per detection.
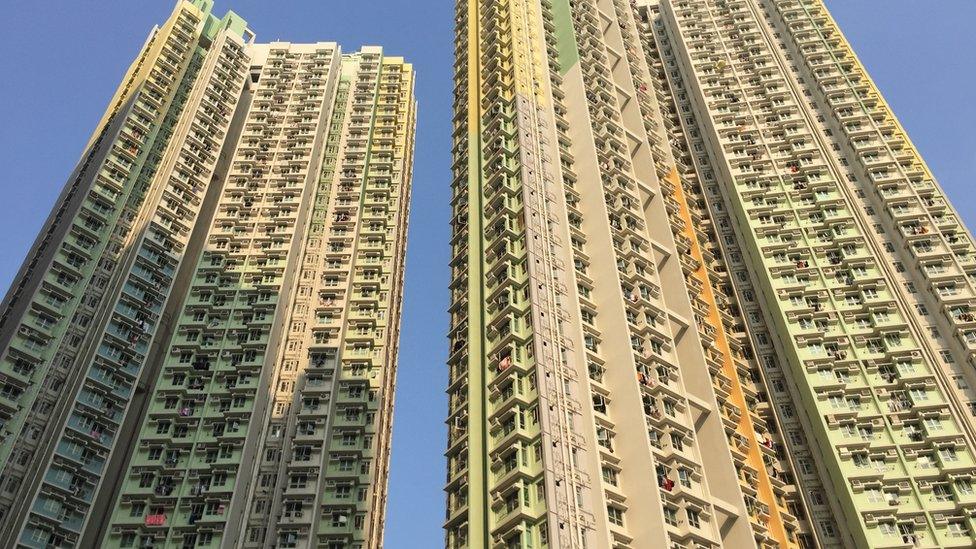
[
  {"xmin": 0, "ymin": 2, "xmax": 415, "ymax": 549},
  {"xmin": 447, "ymin": 0, "xmax": 976, "ymax": 548}
]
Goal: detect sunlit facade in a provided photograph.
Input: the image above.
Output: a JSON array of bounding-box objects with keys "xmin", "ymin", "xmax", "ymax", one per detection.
[
  {"xmin": 447, "ymin": 0, "xmax": 976, "ymax": 548},
  {"xmin": 0, "ymin": 3, "xmax": 414, "ymax": 548}
]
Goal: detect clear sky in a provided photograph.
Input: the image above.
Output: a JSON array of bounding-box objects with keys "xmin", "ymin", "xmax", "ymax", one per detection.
[{"xmin": 0, "ymin": 1, "xmax": 972, "ymax": 547}]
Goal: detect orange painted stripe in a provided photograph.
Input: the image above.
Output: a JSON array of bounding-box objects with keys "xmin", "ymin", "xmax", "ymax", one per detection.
[{"xmin": 665, "ymin": 167, "xmax": 793, "ymax": 548}]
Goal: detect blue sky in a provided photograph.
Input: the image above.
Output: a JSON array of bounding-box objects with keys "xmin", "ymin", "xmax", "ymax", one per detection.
[{"xmin": 0, "ymin": 1, "xmax": 972, "ymax": 547}]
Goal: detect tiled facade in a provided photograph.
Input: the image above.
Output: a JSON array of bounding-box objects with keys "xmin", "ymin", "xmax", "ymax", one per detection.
[
  {"xmin": 447, "ymin": 0, "xmax": 976, "ymax": 548},
  {"xmin": 0, "ymin": 3, "xmax": 414, "ymax": 549}
]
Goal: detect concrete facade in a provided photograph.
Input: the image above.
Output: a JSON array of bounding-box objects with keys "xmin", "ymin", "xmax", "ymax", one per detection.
[
  {"xmin": 447, "ymin": 0, "xmax": 976, "ymax": 548},
  {"xmin": 0, "ymin": 3, "xmax": 415, "ymax": 549}
]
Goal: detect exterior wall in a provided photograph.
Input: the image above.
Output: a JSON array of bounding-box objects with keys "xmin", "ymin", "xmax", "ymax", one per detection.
[
  {"xmin": 764, "ymin": 0, "xmax": 976, "ymax": 435},
  {"xmin": 233, "ymin": 46, "xmax": 415, "ymax": 549},
  {"xmin": 655, "ymin": 0, "xmax": 976, "ymax": 547},
  {"xmin": 449, "ymin": 1, "xmax": 976, "ymax": 549},
  {"xmin": 449, "ymin": 0, "xmax": 811, "ymax": 547},
  {"xmin": 641, "ymin": 3, "xmax": 834, "ymax": 546},
  {"xmin": 100, "ymin": 43, "xmax": 415, "ymax": 549},
  {"xmin": 0, "ymin": 4, "xmax": 413, "ymax": 549},
  {"xmin": 0, "ymin": 3, "xmax": 254, "ymax": 547},
  {"xmin": 447, "ymin": 0, "xmax": 607, "ymax": 546}
]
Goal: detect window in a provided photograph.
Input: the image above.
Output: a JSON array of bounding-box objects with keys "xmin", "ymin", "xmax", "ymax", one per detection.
[
  {"xmin": 896, "ymin": 361, "xmax": 916, "ymax": 375},
  {"xmin": 939, "ymin": 447, "xmax": 959, "ymax": 463},
  {"xmin": 138, "ymin": 472, "xmax": 154, "ymax": 488},
  {"xmin": 607, "ymin": 505, "xmax": 624, "ymax": 527},
  {"xmin": 798, "ymin": 458, "xmax": 815, "ymax": 475},
  {"xmin": 663, "ymin": 506, "xmax": 678, "ymax": 527},
  {"xmin": 878, "ymin": 522, "xmax": 897, "ymax": 537},
  {"xmin": 810, "ymin": 490, "xmax": 826, "ymax": 506},
  {"xmin": 909, "ymin": 388, "xmax": 928, "ymax": 402},
  {"xmin": 289, "ymin": 474, "xmax": 308, "ymax": 489},
  {"xmin": 687, "ymin": 509, "xmax": 701, "ymax": 528},
  {"xmin": 932, "ymin": 483, "xmax": 953, "ymax": 502},
  {"xmin": 670, "ymin": 433, "xmax": 683, "ymax": 451},
  {"xmin": 663, "ymin": 399, "xmax": 677, "ymax": 417},
  {"xmin": 947, "ymin": 521, "xmax": 969, "ymax": 538}
]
